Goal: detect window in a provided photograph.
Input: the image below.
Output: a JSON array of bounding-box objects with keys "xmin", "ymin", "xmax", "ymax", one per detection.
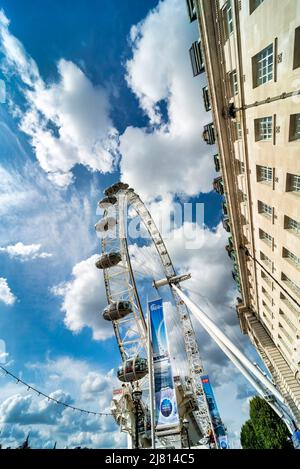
[
  {"xmin": 280, "ymin": 293, "xmax": 299, "ymax": 317},
  {"xmin": 283, "ymin": 248, "xmax": 300, "ymax": 269},
  {"xmin": 259, "ymin": 228, "xmax": 273, "ymax": 246},
  {"xmin": 262, "ymin": 286, "xmax": 272, "ymax": 303},
  {"xmin": 289, "ymin": 114, "xmax": 300, "ymax": 141},
  {"xmin": 213, "ymin": 176, "xmax": 224, "ymax": 194},
  {"xmin": 278, "ymin": 322, "xmax": 293, "ymax": 344},
  {"xmin": 293, "ymin": 26, "xmax": 300, "ymax": 69},
  {"xmin": 214, "ymin": 154, "xmax": 220, "ymax": 172},
  {"xmin": 236, "ymin": 122, "xmax": 242, "ymax": 139},
  {"xmin": 229, "ymin": 69, "xmax": 238, "ymax": 96},
  {"xmin": 282, "ymin": 273, "xmax": 300, "ymax": 297},
  {"xmin": 287, "ymin": 173, "xmax": 300, "ymax": 193},
  {"xmin": 279, "ymin": 310, "xmax": 297, "ymax": 334},
  {"xmin": 285, "ymin": 216, "xmax": 300, "ymax": 236},
  {"xmin": 278, "ymin": 337, "xmax": 292, "ymax": 355},
  {"xmin": 189, "ymin": 41, "xmax": 205, "ymax": 76},
  {"xmin": 260, "ymin": 251, "xmax": 272, "ymax": 268},
  {"xmin": 236, "ymin": 159, "xmax": 245, "ymax": 174},
  {"xmin": 261, "ymin": 270, "xmax": 271, "ymax": 286},
  {"xmin": 224, "ymin": 1, "xmax": 234, "ymax": 39},
  {"xmin": 202, "ymin": 86, "xmax": 211, "ymax": 111},
  {"xmin": 203, "ymin": 123, "xmax": 215, "ymax": 145},
  {"xmin": 252, "ymin": 44, "xmax": 273, "ymax": 87},
  {"xmin": 250, "ymin": 0, "xmax": 264, "ymax": 14},
  {"xmin": 262, "ymin": 299, "xmax": 272, "ymax": 316},
  {"xmin": 257, "ymin": 165, "xmax": 272, "ymax": 183},
  {"xmin": 186, "ymin": 0, "xmax": 197, "ymax": 22},
  {"xmin": 258, "ymin": 201, "xmax": 272, "ymax": 217},
  {"xmin": 255, "ymin": 116, "xmax": 273, "ymax": 141}
]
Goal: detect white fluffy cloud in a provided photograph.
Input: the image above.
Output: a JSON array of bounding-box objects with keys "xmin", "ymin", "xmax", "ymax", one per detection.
[
  {"xmin": 0, "ymin": 277, "xmax": 16, "ymax": 305},
  {"xmin": 0, "ymin": 356, "xmax": 125, "ymax": 448},
  {"xmin": 0, "ymin": 242, "xmax": 52, "ymax": 261},
  {"xmin": 0, "ymin": 11, "xmax": 119, "ymax": 187},
  {"xmin": 0, "ymin": 390, "xmax": 71, "ymax": 425},
  {"xmin": 0, "ymin": 159, "xmax": 97, "ymax": 269},
  {"xmin": 120, "ymin": 0, "xmax": 216, "ymax": 200},
  {"xmin": 52, "ymin": 255, "xmax": 112, "ymax": 341}
]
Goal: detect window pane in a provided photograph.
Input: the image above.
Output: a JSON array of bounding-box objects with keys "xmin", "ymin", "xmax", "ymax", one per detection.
[
  {"xmin": 257, "ymin": 165, "xmax": 272, "ymax": 183},
  {"xmin": 282, "ymin": 273, "xmax": 300, "ymax": 296},
  {"xmin": 250, "ymin": 0, "xmax": 264, "ymax": 13},
  {"xmin": 202, "ymin": 86, "xmax": 211, "ymax": 111},
  {"xmin": 226, "ymin": 1, "xmax": 233, "ymax": 34},
  {"xmin": 189, "ymin": 41, "xmax": 205, "ymax": 76},
  {"xmin": 254, "ymin": 44, "xmax": 273, "ymax": 87},
  {"xmin": 283, "ymin": 248, "xmax": 300, "ymax": 268},
  {"xmin": 255, "ymin": 116, "xmax": 273, "ymax": 140},
  {"xmin": 287, "ymin": 174, "xmax": 300, "ymax": 193},
  {"xmin": 258, "ymin": 201, "xmax": 272, "ymax": 217},
  {"xmin": 293, "ymin": 26, "xmax": 300, "ymax": 69},
  {"xmin": 295, "ymin": 114, "xmax": 300, "ymax": 139},
  {"xmin": 259, "ymin": 229, "xmax": 273, "ymax": 246},
  {"xmin": 289, "ymin": 113, "xmax": 300, "ymax": 141},
  {"xmin": 229, "ymin": 70, "xmax": 238, "ymax": 96},
  {"xmin": 286, "ymin": 216, "xmax": 300, "ymax": 235},
  {"xmin": 260, "ymin": 251, "xmax": 272, "ymax": 268}
]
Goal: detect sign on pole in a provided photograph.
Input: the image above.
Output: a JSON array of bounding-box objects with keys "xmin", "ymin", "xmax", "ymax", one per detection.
[
  {"xmin": 201, "ymin": 375, "xmax": 229, "ymax": 449},
  {"xmin": 149, "ymin": 298, "xmax": 179, "ymax": 430}
]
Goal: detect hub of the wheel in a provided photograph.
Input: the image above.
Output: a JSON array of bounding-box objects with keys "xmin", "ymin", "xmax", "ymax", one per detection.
[{"xmin": 152, "ymin": 273, "xmax": 191, "ymax": 289}]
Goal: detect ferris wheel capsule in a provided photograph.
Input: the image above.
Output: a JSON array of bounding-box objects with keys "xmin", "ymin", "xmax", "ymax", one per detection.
[
  {"xmin": 95, "ymin": 252, "xmax": 122, "ymax": 269},
  {"xmin": 98, "ymin": 195, "xmax": 117, "ymax": 208},
  {"xmin": 95, "ymin": 217, "xmax": 117, "ymax": 233},
  {"xmin": 117, "ymin": 357, "xmax": 148, "ymax": 383},
  {"xmin": 104, "ymin": 182, "xmax": 129, "ymax": 196},
  {"xmin": 102, "ymin": 301, "xmax": 132, "ymax": 321}
]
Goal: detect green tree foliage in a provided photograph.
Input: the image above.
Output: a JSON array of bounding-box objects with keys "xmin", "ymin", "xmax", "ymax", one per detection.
[{"xmin": 240, "ymin": 397, "xmax": 293, "ymax": 449}]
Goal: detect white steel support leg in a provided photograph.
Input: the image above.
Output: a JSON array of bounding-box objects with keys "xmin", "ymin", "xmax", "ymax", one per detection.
[
  {"xmin": 172, "ymin": 285, "xmax": 285, "ymax": 405},
  {"xmin": 205, "ymin": 321, "xmax": 296, "ymax": 433}
]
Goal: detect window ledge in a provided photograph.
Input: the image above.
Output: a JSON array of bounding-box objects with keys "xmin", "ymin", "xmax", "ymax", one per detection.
[
  {"xmin": 286, "ymin": 191, "xmax": 300, "ymax": 197},
  {"xmin": 285, "ymin": 228, "xmax": 300, "ymax": 238},
  {"xmin": 257, "ymin": 180, "xmax": 272, "ymax": 186},
  {"xmin": 283, "ymin": 258, "xmax": 300, "ymax": 271},
  {"xmin": 259, "ymin": 213, "xmax": 272, "ymax": 220}
]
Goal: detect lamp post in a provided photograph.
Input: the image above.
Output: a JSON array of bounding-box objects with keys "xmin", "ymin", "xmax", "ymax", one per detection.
[
  {"xmin": 132, "ymin": 388, "xmax": 142, "ymax": 449},
  {"xmin": 182, "ymin": 418, "xmax": 191, "ymax": 449}
]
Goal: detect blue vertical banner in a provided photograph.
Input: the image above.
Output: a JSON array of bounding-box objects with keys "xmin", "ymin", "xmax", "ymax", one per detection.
[
  {"xmin": 149, "ymin": 298, "xmax": 179, "ymax": 430},
  {"xmin": 201, "ymin": 375, "xmax": 229, "ymax": 449},
  {"xmin": 292, "ymin": 430, "xmax": 300, "ymax": 449}
]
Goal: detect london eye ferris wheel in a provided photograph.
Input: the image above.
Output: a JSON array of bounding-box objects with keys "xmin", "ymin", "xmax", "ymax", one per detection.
[{"xmin": 95, "ymin": 181, "xmax": 220, "ymax": 449}]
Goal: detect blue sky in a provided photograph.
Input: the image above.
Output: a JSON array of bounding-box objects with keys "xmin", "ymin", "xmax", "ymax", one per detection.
[{"xmin": 0, "ymin": 0, "xmax": 260, "ymax": 448}]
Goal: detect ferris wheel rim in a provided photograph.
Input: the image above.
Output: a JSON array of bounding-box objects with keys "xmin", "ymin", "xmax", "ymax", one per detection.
[
  {"xmin": 101, "ymin": 187, "xmax": 178, "ymax": 321},
  {"xmin": 98, "ymin": 183, "xmax": 214, "ymax": 440}
]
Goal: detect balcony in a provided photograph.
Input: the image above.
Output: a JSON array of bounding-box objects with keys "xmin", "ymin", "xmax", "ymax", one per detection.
[
  {"xmin": 230, "ymin": 250, "xmax": 237, "ymax": 262},
  {"xmin": 203, "ymin": 123, "xmax": 215, "ymax": 144},
  {"xmin": 225, "ymin": 243, "xmax": 232, "ymax": 256},
  {"xmin": 202, "ymin": 86, "xmax": 211, "ymax": 111},
  {"xmin": 189, "ymin": 41, "xmax": 205, "ymax": 77},
  {"xmin": 213, "ymin": 176, "xmax": 224, "ymax": 195},
  {"xmin": 222, "ymin": 200, "xmax": 228, "ymax": 216},
  {"xmin": 186, "ymin": 0, "xmax": 197, "ymax": 22},
  {"xmin": 226, "ymin": 244, "xmax": 237, "ymax": 262},
  {"xmin": 232, "ymin": 271, "xmax": 241, "ymax": 292},
  {"xmin": 222, "ymin": 216, "xmax": 231, "ymax": 232},
  {"xmin": 214, "ymin": 154, "xmax": 220, "ymax": 172}
]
